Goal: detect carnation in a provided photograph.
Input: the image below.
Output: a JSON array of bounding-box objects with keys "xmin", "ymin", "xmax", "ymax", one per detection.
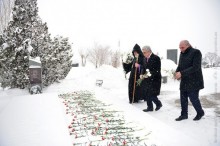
[{"xmin": 137, "ymin": 69, "xmax": 151, "ymax": 86}]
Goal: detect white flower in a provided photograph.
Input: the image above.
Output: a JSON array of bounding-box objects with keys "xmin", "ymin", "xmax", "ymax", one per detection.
[
  {"xmin": 123, "ymin": 52, "xmax": 133, "ymax": 64},
  {"xmin": 137, "ymin": 69, "xmax": 152, "ymax": 86}
]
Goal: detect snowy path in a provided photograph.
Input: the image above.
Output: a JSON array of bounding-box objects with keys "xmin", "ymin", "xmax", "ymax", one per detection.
[
  {"xmin": 44, "ymin": 66, "xmax": 220, "ymax": 146},
  {"xmin": 0, "ymin": 66, "xmax": 219, "ymax": 146}
]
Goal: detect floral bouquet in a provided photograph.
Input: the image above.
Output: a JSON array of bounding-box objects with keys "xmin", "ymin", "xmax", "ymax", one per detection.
[
  {"xmin": 136, "ymin": 69, "xmax": 151, "ymax": 86},
  {"xmin": 122, "ymin": 52, "xmax": 133, "ymax": 64}
]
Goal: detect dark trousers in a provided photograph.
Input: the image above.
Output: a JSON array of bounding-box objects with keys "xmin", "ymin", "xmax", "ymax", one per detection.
[
  {"xmin": 180, "ymin": 90, "xmax": 204, "ymax": 116},
  {"xmin": 146, "ymin": 96, "xmax": 161, "ymax": 109}
]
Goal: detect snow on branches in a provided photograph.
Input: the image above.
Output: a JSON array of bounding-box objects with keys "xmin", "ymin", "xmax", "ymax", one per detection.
[{"xmin": 0, "ymin": 0, "xmax": 73, "ymax": 89}]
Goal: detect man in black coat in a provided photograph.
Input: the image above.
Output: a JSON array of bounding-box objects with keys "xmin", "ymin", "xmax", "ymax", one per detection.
[
  {"xmin": 123, "ymin": 44, "xmax": 146, "ymax": 103},
  {"xmin": 141, "ymin": 45, "xmax": 162, "ymax": 112},
  {"xmin": 175, "ymin": 40, "xmax": 205, "ymax": 121}
]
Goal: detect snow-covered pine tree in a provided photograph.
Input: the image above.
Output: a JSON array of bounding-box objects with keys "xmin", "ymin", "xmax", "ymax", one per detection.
[
  {"xmin": 0, "ymin": 0, "xmax": 53, "ymax": 88},
  {"xmin": 41, "ymin": 42, "xmax": 58, "ymax": 86},
  {"xmin": 41, "ymin": 36, "xmax": 72, "ymax": 86},
  {"xmin": 0, "ymin": 0, "xmax": 41, "ymax": 88},
  {"xmin": 0, "ymin": 0, "xmax": 29, "ymax": 88},
  {"xmin": 0, "ymin": 33, "xmax": 16, "ymax": 88},
  {"xmin": 31, "ymin": 20, "xmax": 51, "ymax": 58},
  {"xmin": 54, "ymin": 36, "xmax": 73, "ymax": 80},
  {"xmin": 0, "ymin": 0, "xmax": 73, "ymax": 89}
]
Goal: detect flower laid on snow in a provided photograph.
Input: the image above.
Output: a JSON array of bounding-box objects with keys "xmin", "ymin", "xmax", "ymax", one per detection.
[
  {"xmin": 59, "ymin": 91, "xmax": 150, "ymax": 145},
  {"xmin": 137, "ymin": 69, "xmax": 152, "ymax": 86}
]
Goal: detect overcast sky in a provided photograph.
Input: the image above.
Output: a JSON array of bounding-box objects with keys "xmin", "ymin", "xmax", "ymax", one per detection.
[{"xmin": 37, "ymin": 0, "xmax": 220, "ymax": 57}]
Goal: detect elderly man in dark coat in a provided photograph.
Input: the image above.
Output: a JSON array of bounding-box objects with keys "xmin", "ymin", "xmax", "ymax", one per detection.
[
  {"xmin": 175, "ymin": 40, "xmax": 205, "ymax": 121},
  {"xmin": 141, "ymin": 46, "xmax": 162, "ymax": 112},
  {"xmin": 123, "ymin": 44, "xmax": 146, "ymax": 104}
]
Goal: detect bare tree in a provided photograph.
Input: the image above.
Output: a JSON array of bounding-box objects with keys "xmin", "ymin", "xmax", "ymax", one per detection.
[
  {"xmin": 111, "ymin": 49, "xmax": 121, "ymax": 68},
  {"xmin": 202, "ymin": 57, "xmax": 209, "ymax": 67},
  {"xmin": 0, "ymin": 0, "xmax": 15, "ymax": 33},
  {"xmin": 99, "ymin": 45, "xmax": 110, "ymax": 66},
  {"xmin": 89, "ymin": 43, "xmax": 110, "ymax": 68},
  {"xmin": 78, "ymin": 48, "xmax": 89, "ymax": 67},
  {"xmin": 88, "ymin": 43, "xmax": 98, "ymax": 68},
  {"xmin": 78, "ymin": 48, "xmax": 85, "ymax": 66},
  {"xmin": 205, "ymin": 52, "xmax": 217, "ymax": 67},
  {"xmin": 214, "ymin": 56, "xmax": 220, "ymax": 67}
]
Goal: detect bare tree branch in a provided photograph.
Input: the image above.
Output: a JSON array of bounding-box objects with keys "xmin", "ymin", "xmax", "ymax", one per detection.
[{"xmin": 205, "ymin": 52, "xmax": 217, "ymax": 67}]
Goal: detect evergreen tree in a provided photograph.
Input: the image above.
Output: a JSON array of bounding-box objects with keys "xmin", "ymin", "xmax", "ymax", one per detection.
[
  {"xmin": 0, "ymin": 0, "xmax": 40, "ymax": 88},
  {"xmin": 0, "ymin": 0, "xmax": 73, "ymax": 89},
  {"xmin": 41, "ymin": 40, "xmax": 58, "ymax": 86},
  {"xmin": 41, "ymin": 36, "xmax": 72, "ymax": 86},
  {"xmin": 0, "ymin": 33, "xmax": 16, "ymax": 88},
  {"xmin": 54, "ymin": 36, "xmax": 73, "ymax": 80}
]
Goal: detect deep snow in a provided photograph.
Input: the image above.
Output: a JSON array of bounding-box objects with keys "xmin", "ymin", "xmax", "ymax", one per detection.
[{"xmin": 0, "ymin": 64, "xmax": 220, "ymax": 146}]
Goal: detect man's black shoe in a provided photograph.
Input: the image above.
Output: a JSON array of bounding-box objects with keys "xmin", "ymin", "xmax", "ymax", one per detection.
[
  {"xmin": 143, "ymin": 108, "xmax": 153, "ymax": 112},
  {"xmin": 193, "ymin": 111, "xmax": 205, "ymax": 121},
  {"xmin": 175, "ymin": 116, "xmax": 188, "ymax": 121},
  {"xmin": 155, "ymin": 104, "xmax": 162, "ymax": 111}
]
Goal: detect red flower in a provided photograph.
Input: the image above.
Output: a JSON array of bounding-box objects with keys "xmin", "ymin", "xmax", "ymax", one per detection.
[
  {"xmin": 112, "ymin": 136, "xmax": 114, "ymax": 141},
  {"xmin": 123, "ymin": 140, "xmax": 127, "ymax": 145}
]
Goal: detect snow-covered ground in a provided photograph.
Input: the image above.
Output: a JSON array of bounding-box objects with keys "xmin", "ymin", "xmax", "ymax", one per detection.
[
  {"xmin": 0, "ymin": 93, "xmax": 72, "ymax": 146},
  {"xmin": 0, "ymin": 64, "xmax": 220, "ymax": 146}
]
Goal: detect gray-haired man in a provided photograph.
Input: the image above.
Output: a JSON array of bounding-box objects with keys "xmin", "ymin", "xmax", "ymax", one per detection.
[{"xmin": 141, "ymin": 46, "xmax": 162, "ymax": 112}]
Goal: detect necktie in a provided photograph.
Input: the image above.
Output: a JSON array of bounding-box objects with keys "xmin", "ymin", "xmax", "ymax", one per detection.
[{"xmin": 146, "ymin": 57, "xmax": 149, "ymax": 62}]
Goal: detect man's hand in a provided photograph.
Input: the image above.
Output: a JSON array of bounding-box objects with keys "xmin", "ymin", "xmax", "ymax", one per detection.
[
  {"xmin": 135, "ymin": 63, "xmax": 140, "ymax": 68},
  {"xmin": 175, "ymin": 72, "xmax": 181, "ymax": 80}
]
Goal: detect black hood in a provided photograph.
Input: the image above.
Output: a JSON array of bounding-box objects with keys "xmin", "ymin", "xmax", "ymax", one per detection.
[{"xmin": 132, "ymin": 44, "xmax": 144, "ymax": 57}]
